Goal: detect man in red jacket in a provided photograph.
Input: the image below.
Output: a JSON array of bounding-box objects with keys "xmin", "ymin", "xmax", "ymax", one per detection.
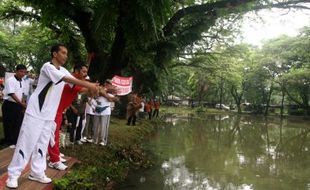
[{"xmin": 47, "ymin": 64, "xmax": 89, "ymax": 170}]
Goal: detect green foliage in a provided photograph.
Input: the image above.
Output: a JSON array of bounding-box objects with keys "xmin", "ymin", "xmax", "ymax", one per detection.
[
  {"xmin": 195, "ymin": 106, "xmax": 206, "ymax": 113},
  {"xmin": 1, "ymin": 0, "xmax": 310, "ymax": 106},
  {"xmin": 287, "ymin": 107, "xmax": 305, "ymax": 116},
  {"xmin": 162, "ymin": 24, "xmax": 310, "ymax": 115},
  {"xmin": 53, "ymin": 119, "xmax": 155, "ymax": 189},
  {"xmin": 54, "ymin": 167, "xmax": 96, "ymax": 190},
  {"xmin": 0, "ymin": 0, "xmax": 272, "ymax": 89}
]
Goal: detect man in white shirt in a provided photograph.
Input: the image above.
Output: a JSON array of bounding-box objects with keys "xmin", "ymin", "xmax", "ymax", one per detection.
[
  {"xmin": 83, "ymin": 96, "xmax": 96, "ymax": 142},
  {"xmin": 2, "ymin": 64, "xmax": 27, "ymax": 147},
  {"xmin": 22, "ymin": 71, "xmax": 35, "ymax": 103},
  {"xmin": 6, "ymin": 44, "xmax": 98, "ymax": 189}
]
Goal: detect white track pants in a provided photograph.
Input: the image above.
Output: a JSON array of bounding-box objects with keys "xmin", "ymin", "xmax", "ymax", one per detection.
[
  {"xmin": 7, "ymin": 113, "xmax": 56, "ymax": 178},
  {"xmin": 101, "ymin": 115, "xmax": 110, "ymax": 145}
]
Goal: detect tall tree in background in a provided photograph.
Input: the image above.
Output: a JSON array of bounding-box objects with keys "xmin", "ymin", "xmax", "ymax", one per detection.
[{"xmin": 1, "ymin": 0, "xmax": 309, "ymax": 93}]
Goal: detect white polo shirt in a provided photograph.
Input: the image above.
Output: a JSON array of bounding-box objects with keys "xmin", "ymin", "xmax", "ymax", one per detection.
[
  {"xmin": 25, "ymin": 62, "xmax": 73, "ymax": 120},
  {"xmin": 93, "ymin": 94, "xmax": 112, "ymax": 116},
  {"xmin": 3, "ymin": 75, "xmax": 24, "ymax": 103}
]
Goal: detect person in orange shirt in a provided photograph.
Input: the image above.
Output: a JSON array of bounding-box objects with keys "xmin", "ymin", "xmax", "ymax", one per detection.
[
  {"xmin": 144, "ymin": 100, "xmax": 152, "ymax": 120},
  {"xmin": 153, "ymin": 99, "xmax": 160, "ymax": 118},
  {"xmin": 149, "ymin": 98, "xmax": 154, "ymax": 118}
]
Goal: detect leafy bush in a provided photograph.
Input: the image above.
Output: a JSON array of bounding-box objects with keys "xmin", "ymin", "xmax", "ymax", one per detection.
[{"xmin": 53, "ymin": 118, "xmax": 155, "ymax": 189}]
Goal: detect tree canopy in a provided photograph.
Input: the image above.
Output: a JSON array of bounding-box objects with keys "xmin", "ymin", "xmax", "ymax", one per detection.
[{"xmin": 1, "ymin": 0, "xmax": 309, "ymax": 93}]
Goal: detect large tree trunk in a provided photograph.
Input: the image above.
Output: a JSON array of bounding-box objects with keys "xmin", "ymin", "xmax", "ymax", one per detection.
[
  {"xmin": 280, "ymin": 86, "xmax": 285, "ymax": 118},
  {"xmin": 230, "ymin": 86, "xmax": 243, "ymax": 114},
  {"xmin": 264, "ymin": 84, "xmax": 274, "ymax": 116},
  {"xmin": 87, "ymin": 52, "xmax": 108, "ymax": 82}
]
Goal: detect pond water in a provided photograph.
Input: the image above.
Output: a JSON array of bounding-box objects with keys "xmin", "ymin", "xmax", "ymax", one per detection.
[{"xmin": 117, "ymin": 114, "xmax": 310, "ymax": 190}]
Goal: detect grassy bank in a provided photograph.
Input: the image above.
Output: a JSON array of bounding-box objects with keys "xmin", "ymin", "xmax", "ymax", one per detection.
[
  {"xmin": 0, "ymin": 115, "xmax": 158, "ymax": 189},
  {"xmin": 54, "ymin": 117, "xmax": 158, "ymax": 190},
  {"xmin": 160, "ymin": 105, "xmax": 228, "ymax": 115}
]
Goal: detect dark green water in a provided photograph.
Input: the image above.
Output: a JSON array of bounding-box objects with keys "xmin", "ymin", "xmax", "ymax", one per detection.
[{"xmin": 118, "ymin": 114, "xmax": 310, "ymax": 190}]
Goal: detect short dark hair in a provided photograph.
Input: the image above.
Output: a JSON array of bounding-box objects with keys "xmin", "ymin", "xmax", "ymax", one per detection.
[
  {"xmin": 15, "ymin": 64, "xmax": 27, "ymax": 71},
  {"xmin": 50, "ymin": 43, "xmax": 66, "ymax": 58},
  {"xmin": 73, "ymin": 64, "xmax": 88, "ymax": 72}
]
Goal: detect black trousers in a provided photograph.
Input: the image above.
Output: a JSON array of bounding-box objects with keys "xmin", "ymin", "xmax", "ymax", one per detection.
[
  {"xmin": 153, "ymin": 109, "xmax": 159, "ymax": 118},
  {"xmin": 127, "ymin": 115, "xmax": 136, "ymax": 126},
  {"xmin": 66, "ymin": 108, "xmax": 84, "ymax": 142},
  {"xmin": 2, "ymin": 100, "xmax": 24, "ymax": 145},
  {"xmin": 148, "ymin": 111, "xmax": 152, "ymax": 120}
]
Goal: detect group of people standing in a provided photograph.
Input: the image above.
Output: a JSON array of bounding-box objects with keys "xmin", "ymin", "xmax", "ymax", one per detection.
[
  {"xmin": 126, "ymin": 94, "xmax": 161, "ymax": 126},
  {"xmin": 1, "ymin": 43, "xmax": 161, "ymax": 189},
  {"xmin": 46, "ymin": 64, "xmax": 119, "ymax": 171},
  {"xmin": 2, "ymin": 44, "xmax": 120, "ymax": 189}
]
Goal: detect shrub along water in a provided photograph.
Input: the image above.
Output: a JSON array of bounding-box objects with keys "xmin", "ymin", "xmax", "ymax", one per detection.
[{"xmin": 54, "ymin": 117, "xmax": 157, "ymax": 190}]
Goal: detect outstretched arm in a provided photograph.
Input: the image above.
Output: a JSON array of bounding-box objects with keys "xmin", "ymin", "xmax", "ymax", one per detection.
[{"xmin": 62, "ymin": 76, "xmax": 98, "ymax": 95}]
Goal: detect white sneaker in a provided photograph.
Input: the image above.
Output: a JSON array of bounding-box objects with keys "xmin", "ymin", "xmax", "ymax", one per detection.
[
  {"xmin": 99, "ymin": 142, "xmax": 106, "ymax": 146},
  {"xmin": 80, "ymin": 138, "xmax": 87, "ymax": 143},
  {"xmin": 60, "ymin": 157, "xmax": 67, "ymax": 163},
  {"xmin": 48, "ymin": 161, "xmax": 68, "ymax": 171},
  {"xmin": 28, "ymin": 174, "xmax": 52, "ymax": 184},
  {"xmin": 6, "ymin": 177, "xmax": 18, "ymax": 189},
  {"xmin": 60, "ymin": 153, "xmax": 65, "ymax": 157},
  {"xmin": 9, "ymin": 145, "xmax": 16, "ymax": 149},
  {"xmin": 86, "ymin": 138, "xmax": 93, "ymax": 143},
  {"xmin": 76, "ymin": 140, "xmax": 83, "ymax": 145}
]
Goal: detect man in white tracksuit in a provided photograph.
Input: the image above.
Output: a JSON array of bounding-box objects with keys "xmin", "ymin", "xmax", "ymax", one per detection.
[{"xmin": 6, "ymin": 44, "xmax": 98, "ymax": 189}]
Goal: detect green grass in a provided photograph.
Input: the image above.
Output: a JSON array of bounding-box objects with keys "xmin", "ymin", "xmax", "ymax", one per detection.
[
  {"xmin": 54, "ymin": 117, "xmax": 158, "ymax": 190},
  {"xmin": 0, "ymin": 113, "xmax": 158, "ymax": 189}
]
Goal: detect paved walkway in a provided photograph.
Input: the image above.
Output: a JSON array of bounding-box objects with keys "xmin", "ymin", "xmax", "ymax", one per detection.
[{"xmin": 0, "ymin": 147, "xmax": 78, "ymax": 190}]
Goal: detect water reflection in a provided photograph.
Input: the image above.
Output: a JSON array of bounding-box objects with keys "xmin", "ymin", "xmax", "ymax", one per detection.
[{"xmin": 119, "ymin": 114, "xmax": 310, "ymax": 190}]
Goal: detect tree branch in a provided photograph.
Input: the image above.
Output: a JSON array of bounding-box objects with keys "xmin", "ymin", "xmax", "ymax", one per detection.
[
  {"xmin": 163, "ymin": 0, "xmax": 310, "ymax": 38},
  {"xmin": 163, "ymin": 0, "xmax": 254, "ymax": 37}
]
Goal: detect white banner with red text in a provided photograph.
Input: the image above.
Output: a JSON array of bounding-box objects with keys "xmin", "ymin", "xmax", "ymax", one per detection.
[{"xmin": 112, "ymin": 75, "xmax": 133, "ymax": 96}]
